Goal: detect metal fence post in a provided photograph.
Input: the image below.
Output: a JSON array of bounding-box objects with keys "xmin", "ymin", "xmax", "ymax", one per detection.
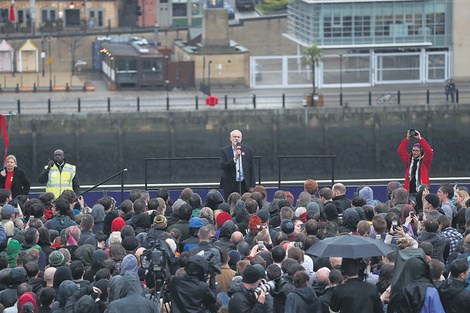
[
  {"xmin": 397, "ymin": 91, "xmax": 401, "ymax": 105},
  {"xmin": 368, "ymin": 91, "xmax": 372, "ymax": 106},
  {"xmin": 78, "ymin": 98, "xmax": 81, "ymax": 113},
  {"xmin": 107, "ymin": 97, "xmax": 111, "ymax": 112},
  {"xmin": 166, "ymin": 96, "xmax": 169, "ymax": 110},
  {"xmin": 48, "ymin": 99, "xmax": 51, "ymax": 113},
  {"xmin": 456, "ymin": 89, "xmax": 459, "ymax": 103},
  {"xmin": 137, "ymin": 97, "xmax": 140, "ymax": 112},
  {"xmin": 195, "ymin": 96, "xmax": 198, "ymax": 110},
  {"xmin": 282, "ymin": 93, "xmax": 285, "ymax": 108},
  {"xmin": 253, "ymin": 94, "xmax": 256, "ymax": 109},
  {"xmin": 17, "ymin": 100, "xmax": 20, "ymax": 114},
  {"xmin": 426, "ymin": 90, "xmax": 430, "ymax": 104},
  {"xmin": 224, "ymin": 95, "xmax": 228, "ymax": 110}
]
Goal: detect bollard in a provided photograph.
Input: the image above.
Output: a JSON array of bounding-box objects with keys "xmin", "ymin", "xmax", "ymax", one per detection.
[
  {"xmin": 48, "ymin": 99, "xmax": 51, "ymax": 113},
  {"xmin": 50, "ymin": 80, "xmax": 52, "ymax": 92},
  {"xmin": 426, "ymin": 90, "xmax": 430, "ymax": 104},
  {"xmin": 16, "ymin": 83, "xmax": 19, "ymax": 93},
  {"xmin": 83, "ymin": 82, "xmax": 86, "ymax": 92},
  {"xmin": 397, "ymin": 91, "xmax": 401, "ymax": 105},
  {"xmin": 0, "ymin": 84, "xmax": 2, "ymax": 93},
  {"xmin": 78, "ymin": 98, "xmax": 81, "ymax": 113},
  {"xmin": 224, "ymin": 95, "xmax": 228, "ymax": 110},
  {"xmin": 253, "ymin": 94, "xmax": 256, "ymax": 109},
  {"xmin": 282, "ymin": 93, "xmax": 285, "ymax": 108},
  {"xmin": 137, "ymin": 97, "xmax": 140, "ymax": 112},
  {"xmin": 17, "ymin": 100, "xmax": 20, "ymax": 114},
  {"xmin": 340, "ymin": 93, "xmax": 343, "ymax": 106},
  {"xmin": 166, "ymin": 97, "xmax": 169, "ymax": 110},
  {"xmin": 66, "ymin": 83, "xmax": 69, "ymax": 92},
  {"xmin": 368, "ymin": 91, "xmax": 372, "ymax": 106},
  {"xmin": 107, "ymin": 97, "xmax": 111, "ymax": 112},
  {"xmin": 33, "ymin": 83, "xmax": 37, "ymax": 93},
  {"xmin": 456, "ymin": 89, "xmax": 459, "ymax": 103},
  {"xmin": 195, "ymin": 96, "xmax": 198, "ymax": 110}
]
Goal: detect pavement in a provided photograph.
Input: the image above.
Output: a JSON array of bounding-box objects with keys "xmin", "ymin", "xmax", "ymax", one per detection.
[{"xmin": 1, "ymin": 69, "xmax": 470, "ymax": 110}]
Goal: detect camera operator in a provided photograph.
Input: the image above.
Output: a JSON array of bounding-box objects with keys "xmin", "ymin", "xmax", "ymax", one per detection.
[
  {"xmin": 397, "ymin": 129, "xmax": 433, "ymax": 194},
  {"xmin": 169, "ymin": 254, "xmax": 217, "ymax": 313},
  {"xmin": 228, "ymin": 264, "xmax": 270, "ymax": 313}
]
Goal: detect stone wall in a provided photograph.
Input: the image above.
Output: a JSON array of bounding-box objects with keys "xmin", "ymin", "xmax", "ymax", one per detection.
[{"xmin": 6, "ymin": 105, "xmax": 470, "ymax": 188}]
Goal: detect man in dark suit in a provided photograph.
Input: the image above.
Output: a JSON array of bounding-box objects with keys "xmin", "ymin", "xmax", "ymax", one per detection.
[{"xmin": 220, "ymin": 129, "xmax": 255, "ymax": 200}]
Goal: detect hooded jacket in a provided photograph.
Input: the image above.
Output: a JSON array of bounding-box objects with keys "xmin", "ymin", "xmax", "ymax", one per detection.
[
  {"xmin": 284, "ymin": 286, "xmax": 322, "ymax": 313},
  {"xmin": 74, "ymin": 244, "xmax": 95, "ymax": 272},
  {"xmin": 170, "ymin": 255, "xmax": 217, "ymax": 313},
  {"xmin": 342, "ymin": 209, "xmax": 360, "ymax": 233},
  {"xmin": 105, "ymin": 272, "xmax": 157, "ymax": 313},
  {"xmin": 270, "ymin": 277, "xmax": 292, "ymax": 313},
  {"xmin": 214, "ymin": 221, "xmax": 237, "ymax": 249},
  {"xmin": 83, "ymin": 249, "xmax": 108, "ymax": 282},
  {"xmin": 436, "ymin": 278, "xmax": 470, "ymax": 313}
]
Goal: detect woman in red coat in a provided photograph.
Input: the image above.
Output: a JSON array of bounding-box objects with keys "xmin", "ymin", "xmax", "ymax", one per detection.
[{"xmin": 0, "ymin": 154, "xmax": 30, "ymax": 198}]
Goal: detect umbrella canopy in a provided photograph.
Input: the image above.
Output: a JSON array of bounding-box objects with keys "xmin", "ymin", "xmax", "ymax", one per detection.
[{"xmin": 305, "ymin": 234, "xmax": 394, "ymax": 258}]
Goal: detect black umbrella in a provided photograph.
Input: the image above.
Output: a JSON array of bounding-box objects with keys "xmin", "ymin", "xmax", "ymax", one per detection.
[{"xmin": 305, "ymin": 234, "xmax": 394, "ymax": 258}]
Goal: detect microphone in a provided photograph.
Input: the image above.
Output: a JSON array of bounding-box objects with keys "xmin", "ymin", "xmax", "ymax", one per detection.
[{"xmin": 236, "ymin": 145, "xmax": 241, "ymax": 150}]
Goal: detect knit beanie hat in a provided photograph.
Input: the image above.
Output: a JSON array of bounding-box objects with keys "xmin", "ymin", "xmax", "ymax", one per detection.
[
  {"xmin": 425, "ymin": 193, "xmax": 440, "ymax": 208},
  {"xmin": 121, "ymin": 236, "xmax": 139, "ymax": 252},
  {"xmin": 153, "ymin": 215, "xmax": 167, "ymax": 229},
  {"xmin": 294, "ymin": 207, "xmax": 307, "ymax": 223},
  {"xmin": 280, "ymin": 219, "xmax": 295, "ymax": 235},
  {"xmin": 286, "ymin": 192, "xmax": 294, "ymax": 206},
  {"xmin": 387, "ymin": 181, "xmax": 403, "ymax": 195},
  {"xmin": 216, "ymin": 212, "xmax": 232, "ymax": 227},
  {"xmin": 49, "ymin": 251, "xmax": 66, "ymax": 267},
  {"xmin": 256, "ymin": 210, "xmax": 269, "ymax": 223},
  {"xmin": 189, "ymin": 217, "xmax": 203, "ymax": 228},
  {"xmin": 218, "ymin": 203, "xmax": 231, "ymax": 213},
  {"xmin": 111, "ymin": 217, "xmax": 126, "ymax": 232},
  {"xmin": 242, "ymin": 265, "xmax": 261, "ymax": 284}
]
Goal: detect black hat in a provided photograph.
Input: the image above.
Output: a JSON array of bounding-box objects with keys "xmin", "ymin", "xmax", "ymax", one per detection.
[
  {"xmin": 280, "ymin": 219, "xmax": 295, "ymax": 235},
  {"xmin": 256, "ymin": 210, "xmax": 269, "ymax": 223},
  {"xmin": 425, "ymin": 193, "xmax": 440, "ymax": 208},
  {"xmin": 242, "ymin": 265, "xmax": 261, "ymax": 284},
  {"xmin": 121, "ymin": 236, "xmax": 139, "ymax": 252}
]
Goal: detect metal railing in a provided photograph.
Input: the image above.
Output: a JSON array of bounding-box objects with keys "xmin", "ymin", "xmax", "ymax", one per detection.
[{"xmin": 143, "ymin": 156, "xmax": 263, "ymax": 191}]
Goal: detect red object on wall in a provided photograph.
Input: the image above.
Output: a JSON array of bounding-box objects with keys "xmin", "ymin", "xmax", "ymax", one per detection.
[
  {"xmin": 206, "ymin": 95, "xmax": 218, "ymax": 106},
  {"xmin": 9, "ymin": 4, "xmax": 15, "ymax": 23}
]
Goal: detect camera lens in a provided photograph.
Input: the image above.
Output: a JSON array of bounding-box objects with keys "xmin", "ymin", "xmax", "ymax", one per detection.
[{"xmin": 409, "ymin": 129, "xmax": 416, "ymax": 136}]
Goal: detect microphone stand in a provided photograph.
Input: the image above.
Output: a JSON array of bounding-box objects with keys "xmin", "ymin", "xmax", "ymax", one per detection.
[{"xmin": 237, "ymin": 157, "xmax": 242, "ymax": 195}]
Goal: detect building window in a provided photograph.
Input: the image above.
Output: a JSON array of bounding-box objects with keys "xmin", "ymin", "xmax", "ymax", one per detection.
[
  {"xmin": 17, "ymin": 9, "xmax": 31, "ymax": 25},
  {"xmin": 0, "ymin": 8, "xmax": 9, "ymax": 23},
  {"xmin": 88, "ymin": 9, "xmax": 104, "ymax": 28},
  {"xmin": 41, "ymin": 8, "xmax": 57, "ymax": 23},
  {"xmin": 173, "ymin": 3, "xmax": 187, "ymax": 17}
]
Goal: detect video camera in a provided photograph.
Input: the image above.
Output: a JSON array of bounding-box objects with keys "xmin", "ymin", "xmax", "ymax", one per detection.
[{"xmin": 141, "ymin": 240, "xmax": 168, "ymax": 273}]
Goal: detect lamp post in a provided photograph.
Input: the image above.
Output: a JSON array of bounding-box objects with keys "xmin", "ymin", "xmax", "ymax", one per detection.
[
  {"xmin": 339, "ymin": 53, "xmax": 343, "ymax": 106},
  {"xmin": 208, "ymin": 60, "xmax": 212, "ymax": 95},
  {"xmin": 48, "ymin": 35, "xmax": 52, "ymax": 89}
]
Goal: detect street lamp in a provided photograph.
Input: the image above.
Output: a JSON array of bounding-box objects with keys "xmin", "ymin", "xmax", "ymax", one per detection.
[
  {"xmin": 48, "ymin": 36, "xmax": 52, "ymax": 90},
  {"xmin": 339, "ymin": 53, "xmax": 343, "ymax": 106},
  {"xmin": 208, "ymin": 60, "xmax": 212, "ymax": 95}
]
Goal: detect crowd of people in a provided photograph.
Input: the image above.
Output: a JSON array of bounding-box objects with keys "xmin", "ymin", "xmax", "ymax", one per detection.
[{"xmin": 0, "ymin": 177, "xmax": 467, "ymax": 313}]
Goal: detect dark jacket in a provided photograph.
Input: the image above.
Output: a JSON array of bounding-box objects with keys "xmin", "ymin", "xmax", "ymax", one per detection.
[
  {"xmin": 436, "ymin": 278, "xmax": 470, "ymax": 313},
  {"xmin": 65, "ymin": 285, "xmax": 106, "ymax": 313},
  {"xmin": 219, "ymin": 144, "xmax": 256, "ymax": 197},
  {"xmin": 270, "ymin": 277, "xmax": 292, "ymax": 313},
  {"xmin": 228, "ymin": 281, "xmax": 269, "ymax": 313},
  {"xmin": 416, "ymin": 231, "xmax": 450, "ymax": 263},
  {"xmin": 332, "ymin": 194, "xmax": 351, "ymax": 214},
  {"xmin": 105, "ymin": 272, "xmax": 157, "ymax": 313},
  {"xmin": 27, "ymin": 277, "xmax": 46, "ymax": 294},
  {"xmin": 169, "ymin": 255, "xmax": 217, "ymax": 313},
  {"xmin": 0, "ymin": 167, "xmax": 30, "ymax": 198},
  {"xmin": 285, "ymin": 286, "xmax": 322, "ymax": 313}
]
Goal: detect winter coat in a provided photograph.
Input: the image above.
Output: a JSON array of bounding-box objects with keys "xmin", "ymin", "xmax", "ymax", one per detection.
[
  {"xmin": 436, "ymin": 278, "xmax": 470, "ymax": 313},
  {"xmin": 0, "ymin": 167, "xmax": 30, "ymax": 198},
  {"xmin": 169, "ymin": 255, "xmax": 217, "ymax": 313},
  {"xmin": 105, "ymin": 272, "xmax": 156, "ymax": 313},
  {"xmin": 397, "ymin": 137, "xmax": 433, "ymax": 192},
  {"xmin": 284, "ymin": 286, "xmax": 322, "ymax": 313},
  {"xmin": 270, "ymin": 277, "xmax": 292, "ymax": 313},
  {"xmin": 228, "ymin": 281, "xmax": 269, "ymax": 313}
]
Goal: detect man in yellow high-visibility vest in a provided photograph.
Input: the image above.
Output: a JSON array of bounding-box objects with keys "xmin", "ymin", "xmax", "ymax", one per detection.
[{"xmin": 38, "ymin": 149, "xmax": 79, "ymax": 199}]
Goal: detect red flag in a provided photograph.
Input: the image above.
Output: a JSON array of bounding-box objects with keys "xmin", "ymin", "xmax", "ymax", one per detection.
[
  {"xmin": 0, "ymin": 115, "xmax": 9, "ymax": 165},
  {"xmin": 9, "ymin": 1, "xmax": 15, "ymax": 23}
]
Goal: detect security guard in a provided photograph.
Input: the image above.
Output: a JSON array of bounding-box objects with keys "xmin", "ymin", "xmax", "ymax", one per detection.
[{"xmin": 38, "ymin": 149, "xmax": 79, "ymax": 199}]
